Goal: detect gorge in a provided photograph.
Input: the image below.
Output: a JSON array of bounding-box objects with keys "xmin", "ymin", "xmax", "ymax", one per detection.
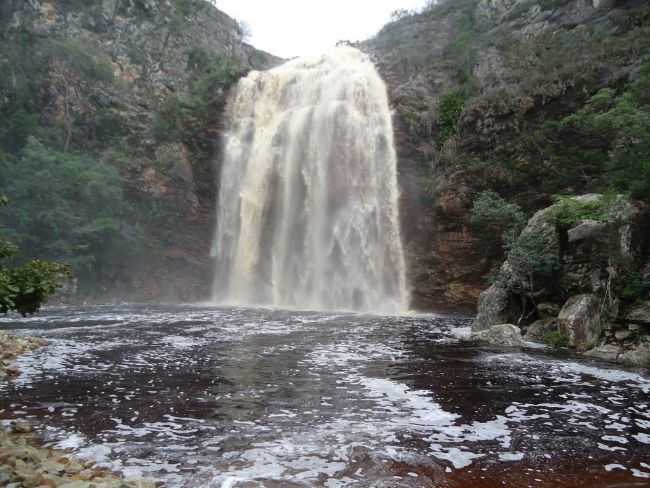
[{"xmin": 1, "ymin": 0, "xmax": 650, "ymax": 486}]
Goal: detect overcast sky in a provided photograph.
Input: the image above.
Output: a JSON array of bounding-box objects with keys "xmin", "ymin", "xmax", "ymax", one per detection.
[{"xmin": 215, "ymin": 0, "xmax": 427, "ymax": 58}]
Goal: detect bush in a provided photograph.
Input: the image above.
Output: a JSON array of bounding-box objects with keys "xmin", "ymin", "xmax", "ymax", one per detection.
[
  {"xmin": 438, "ymin": 91, "xmax": 467, "ymax": 145},
  {"xmin": 470, "ymin": 191, "xmax": 527, "ymax": 257},
  {"xmin": 0, "ymin": 137, "xmax": 142, "ymax": 283},
  {"xmin": 557, "ymin": 62, "xmax": 650, "ymax": 201},
  {"xmin": 503, "ymin": 230, "xmax": 561, "ymax": 291},
  {"xmin": 49, "ymin": 39, "xmax": 115, "ymax": 84},
  {"xmin": 552, "ymin": 196, "xmax": 609, "ymax": 228},
  {"xmin": 621, "ymin": 271, "xmax": 650, "ymax": 301},
  {"xmin": 0, "ymin": 198, "xmax": 70, "ymax": 315},
  {"xmin": 543, "ymin": 330, "xmax": 570, "ymax": 349}
]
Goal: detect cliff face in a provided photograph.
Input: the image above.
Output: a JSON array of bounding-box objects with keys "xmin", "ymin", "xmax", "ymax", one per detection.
[
  {"xmin": 0, "ymin": 0, "xmax": 279, "ymax": 303},
  {"xmin": 362, "ymin": 0, "xmax": 650, "ymax": 311},
  {"xmin": 2, "ymin": 0, "xmax": 648, "ymax": 310}
]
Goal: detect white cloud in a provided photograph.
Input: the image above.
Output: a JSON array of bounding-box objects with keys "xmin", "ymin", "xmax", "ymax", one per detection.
[{"xmin": 214, "ymin": 0, "xmax": 426, "ymax": 58}]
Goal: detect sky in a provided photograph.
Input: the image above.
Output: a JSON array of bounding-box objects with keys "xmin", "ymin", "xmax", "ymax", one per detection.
[{"xmin": 214, "ymin": 0, "xmax": 427, "ymax": 58}]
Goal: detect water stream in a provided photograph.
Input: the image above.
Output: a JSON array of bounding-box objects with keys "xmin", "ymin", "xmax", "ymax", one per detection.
[{"xmin": 1, "ymin": 305, "xmax": 649, "ymax": 487}]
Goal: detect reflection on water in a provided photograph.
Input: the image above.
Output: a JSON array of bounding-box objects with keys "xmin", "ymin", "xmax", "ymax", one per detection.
[{"xmin": 1, "ymin": 304, "xmax": 649, "ymax": 487}]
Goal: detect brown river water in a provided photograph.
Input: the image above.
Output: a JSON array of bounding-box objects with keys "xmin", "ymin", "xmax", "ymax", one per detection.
[{"xmin": 1, "ymin": 304, "xmax": 649, "ymax": 487}]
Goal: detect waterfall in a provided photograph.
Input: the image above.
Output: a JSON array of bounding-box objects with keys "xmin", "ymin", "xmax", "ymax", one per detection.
[{"xmin": 211, "ymin": 47, "xmax": 408, "ymax": 314}]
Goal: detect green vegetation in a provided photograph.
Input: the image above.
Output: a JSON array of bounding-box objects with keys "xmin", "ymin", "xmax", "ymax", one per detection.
[
  {"xmin": 507, "ymin": 232, "xmax": 560, "ymax": 280},
  {"xmin": 443, "ymin": 0, "xmax": 479, "ymax": 89},
  {"xmin": 0, "ymin": 138, "xmax": 143, "ymax": 286},
  {"xmin": 470, "ymin": 191, "xmax": 527, "ymax": 258},
  {"xmin": 557, "ymin": 69, "xmax": 650, "ymax": 200},
  {"xmin": 154, "ymin": 49, "xmax": 244, "ymax": 194},
  {"xmin": 543, "ymin": 330, "xmax": 570, "ymax": 350},
  {"xmin": 1, "ymin": 198, "xmax": 70, "ymax": 315},
  {"xmin": 552, "ymin": 196, "xmax": 610, "ymax": 228},
  {"xmin": 437, "ymin": 91, "xmax": 467, "ymax": 145},
  {"xmin": 454, "ymin": 11, "xmax": 650, "ymax": 201},
  {"xmin": 0, "ymin": 33, "xmax": 120, "ymax": 154},
  {"xmin": 155, "ymin": 50, "xmax": 242, "ymax": 145},
  {"xmin": 621, "ymin": 272, "xmax": 650, "ymax": 302}
]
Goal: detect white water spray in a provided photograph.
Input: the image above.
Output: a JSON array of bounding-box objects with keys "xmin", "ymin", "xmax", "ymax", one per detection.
[{"xmin": 211, "ymin": 47, "xmax": 408, "ymax": 313}]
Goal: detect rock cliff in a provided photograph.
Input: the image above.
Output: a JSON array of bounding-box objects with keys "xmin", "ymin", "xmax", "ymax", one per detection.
[
  {"xmin": 2, "ymin": 0, "xmax": 649, "ymax": 312},
  {"xmin": 472, "ymin": 194, "xmax": 650, "ymax": 366},
  {"xmin": 362, "ymin": 0, "xmax": 650, "ymax": 310},
  {"xmin": 0, "ymin": 0, "xmax": 279, "ymax": 302}
]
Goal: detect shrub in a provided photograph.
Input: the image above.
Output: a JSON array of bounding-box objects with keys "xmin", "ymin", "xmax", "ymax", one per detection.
[
  {"xmin": 0, "ymin": 137, "xmax": 142, "ymax": 283},
  {"xmin": 470, "ymin": 191, "xmax": 527, "ymax": 257},
  {"xmin": 49, "ymin": 39, "xmax": 115, "ymax": 84},
  {"xmin": 621, "ymin": 271, "xmax": 650, "ymax": 301},
  {"xmin": 504, "ymin": 230, "xmax": 561, "ymax": 291},
  {"xmin": 0, "ymin": 198, "xmax": 70, "ymax": 315},
  {"xmin": 543, "ymin": 330, "xmax": 570, "ymax": 349},
  {"xmin": 437, "ymin": 91, "xmax": 467, "ymax": 145},
  {"xmin": 552, "ymin": 196, "xmax": 609, "ymax": 228}
]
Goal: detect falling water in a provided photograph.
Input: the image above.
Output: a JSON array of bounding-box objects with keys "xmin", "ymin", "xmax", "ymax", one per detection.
[{"xmin": 211, "ymin": 47, "xmax": 408, "ymax": 313}]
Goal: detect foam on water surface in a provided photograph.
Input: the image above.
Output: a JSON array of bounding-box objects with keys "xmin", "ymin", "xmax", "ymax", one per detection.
[{"xmin": 1, "ymin": 304, "xmax": 649, "ymax": 487}]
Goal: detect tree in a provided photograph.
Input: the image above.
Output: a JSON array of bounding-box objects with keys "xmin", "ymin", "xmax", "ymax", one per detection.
[
  {"xmin": 470, "ymin": 191, "xmax": 527, "ymax": 258},
  {"xmin": 0, "ymin": 137, "xmax": 142, "ymax": 286},
  {"xmin": 0, "ymin": 197, "xmax": 70, "ymax": 316}
]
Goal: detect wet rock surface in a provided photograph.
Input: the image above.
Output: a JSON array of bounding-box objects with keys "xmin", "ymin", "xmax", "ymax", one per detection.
[
  {"xmin": 471, "ymin": 324, "xmax": 526, "ymax": 348},
  {"xmin": 0, "ymin": 332, "xmax": 46, "ymax": 380},
  {"xmin": 558, "ymin": 294, "xmax": 603, "ymax": 353},
  {"xmin": 0, "ymin": 422, "xmax": 156, "ymax": 488},
  {"xmin": 1, "ymin": 305, "xmax": 649, "ymax": 487},
  {"xmin": 1, "ymin": 331, "xmax": 154, "ymax": 488}
]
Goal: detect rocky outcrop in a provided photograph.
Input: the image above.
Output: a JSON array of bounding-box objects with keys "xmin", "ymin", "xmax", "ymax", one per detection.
[
  {"xmin": 362, "ymin": 0, "xmax": 649, "ymax": 310},
  {"xmin": 0, "ymin": 0, "xmax": 280, "ymax": 303},
  {"xmin": 524, "ymin": 317, "xmax": 558, "ymax": 342},
  {"xmin": 473, "ymin": 281, "xmax": 512, "ymax": 331},
  {"xmin": 472, "ymin": 193, "xmax": 650, "ymax": 366},
  {"xmin": 0, "ymin": 332, "xmax": 46, "ymax": 380},
  {"xmin": 0, "ymin": 420, "xmax": 156, "ymax": 488},
  {"xmin": 558, "ymin": 294, "xmax": 602, "ymax": 352},
  {"xmin": 472, "ymin": 323, "xmax": 526, "ymax": 347}
]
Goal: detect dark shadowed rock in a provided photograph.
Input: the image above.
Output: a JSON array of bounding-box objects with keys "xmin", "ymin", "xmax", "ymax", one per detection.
[
  {"xmin": 627, "ymin": 301, "xmax": 650, "ymax": 325},
  {"xmin": 537, "ymin": 303, "xmax": 561, "ymax": 318},
  {"xmin": 620, "ymin": 341, "xmax": 650, "ymax": 367},
  {"xmin": 524, "ymin": 318, "xmax": 558, "ymax": 342},
  {"xmin": 558, "ymin": 294, "xmax": 602, "ymax": 352},
  {"xmin": 584, "ymin": 344, "xmax": 624, "ymax": 362},
  {"xmin": 472, "ymin": 282, "xmax": 512, "ymax": 332}
]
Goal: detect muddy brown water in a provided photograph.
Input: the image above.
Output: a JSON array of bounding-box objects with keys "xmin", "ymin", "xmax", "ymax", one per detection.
[{"xmin": 1, "ymin": 304, "xmax": 649, "ymax": 487}]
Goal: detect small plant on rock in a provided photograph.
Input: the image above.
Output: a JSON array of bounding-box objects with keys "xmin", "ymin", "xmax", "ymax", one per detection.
[{"xmin": 543, "ymin": 330, "xmax": 570, "ymax": 350}]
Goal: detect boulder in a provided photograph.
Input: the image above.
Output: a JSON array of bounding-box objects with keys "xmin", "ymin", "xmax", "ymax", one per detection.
[
  {"xmin": 615, "ymin": 329, "xmax": 632, "ymax": 341},
  {"xmin": 524, "ymin": 318, "xmax": 558, "ymax": 342},
  {"xmin": 584, "ymin": 344, "xmax": 623, "ymax": 362},
  {"xmin": 558, "ymin": 294, "xmax": 602, "ymax": 352},
  {"xmin": 567, "ymin": 219, "xmax": 607, "ymax": 243},
  {"xmin": 536, "ymin": 302, "xmax": 561, "ymax": 318},
  {"xmin": 472, "ymin": 284, "xmax": 512, "ymax": 332},
  {"xmin": 627, "ymin": 301, "xmax": 650, "ymax": 325},
  {"xmin": 620, "ymin": 342, "xmax": 650, "ymax": 368},
  {"xmin": 472, "ymin": 324, "xmax": 526, "ymax": 348}
]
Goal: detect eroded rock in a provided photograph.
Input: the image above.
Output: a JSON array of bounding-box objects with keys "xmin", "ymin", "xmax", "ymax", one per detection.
[
  {"xmin": 524, "ymin": 318, "xmax": 558, "ymax": 342},
  {"xmin": 558, "ymin": 294, "xmax": 602, "ymax": 352},
  {"xmin": 472, "ymin": 284, "xmax": 512, "ymax": 332},
  {"xmin": 0, "ymin": 332, "xmax": 47, "ymax": 380},
  {"xmin": 472, "ymin": 324, "xmax": 526, "ymax": 348},
  {"xmin": 620, "ymin": 342, "xmax": 650, "ymax": 368},
  {"xmin": 584, "ymin": 344, "xmax": 624, "ymax": 362},
  {"xmin": 627, "ymin": 301, "xmax": 650, "ymax": 325}
]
